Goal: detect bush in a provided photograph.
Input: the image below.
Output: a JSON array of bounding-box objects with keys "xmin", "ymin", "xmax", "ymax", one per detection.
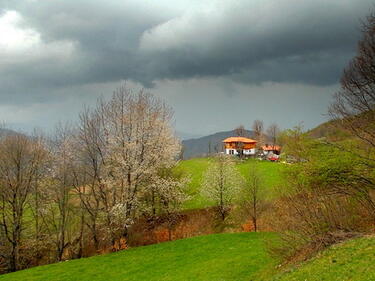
[
  {"xmin": 268, "ymin": 131, "xmax": 374, "ymax": 262},
  {"xmin": 268, "ymin": 189, "xmax": 369, "ymax": 262}
]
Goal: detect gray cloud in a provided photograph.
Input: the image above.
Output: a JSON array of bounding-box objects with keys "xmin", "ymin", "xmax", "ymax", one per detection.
[
  {"xmin": 1, "ymin": 0, "xmax": 372, "ymax": 97},
  {"xmin": 0, "ymin": 0, "xmax": 373, "ymax": 134},
  {"xmin": 139, "ymin": 0, "xmax": 371, "ymax": 85}
]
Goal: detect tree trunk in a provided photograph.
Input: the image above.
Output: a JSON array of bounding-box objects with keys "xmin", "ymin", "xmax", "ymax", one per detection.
[
  {"xmin": 10, "ymin": 216, "xmax": 22, "ymax": 272},
  {"xmin": 9, "ymin": 242, "xmax": 18, "ymax": 272},
  {"xmin": 252, "ymin": 217, "xmax": 257, "ymax": 232},
  {"xmin": 168, "ymin": 227, "xmax": 172, "ymax": 241}
]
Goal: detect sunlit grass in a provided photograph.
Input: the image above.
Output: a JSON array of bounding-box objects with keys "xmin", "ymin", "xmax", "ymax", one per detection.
[
  {"xmin": 177, "ymin": 157, "xmax": 285, "ymax": 209},
  {"xmin": 267, "ymin": 236, "xmax": 375, "ymax": 281},
  {"xmin": 0, "ymin": 233, "xmax": 276, "ymax": 281}
]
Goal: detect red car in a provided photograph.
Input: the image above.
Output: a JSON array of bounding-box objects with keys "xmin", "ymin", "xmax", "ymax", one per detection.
[{"xmin": 268, "ymin": 156, "xmax": 279, "ymax": 162}]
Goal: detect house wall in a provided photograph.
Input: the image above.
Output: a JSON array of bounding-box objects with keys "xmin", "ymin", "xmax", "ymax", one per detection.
[
  {"xmin": 225, "ymin": 148, "xmax": 256, "ymax": 155},
  {"xmin": 243, "ymin": 148, "xmax": 256, "ymax": 155}
]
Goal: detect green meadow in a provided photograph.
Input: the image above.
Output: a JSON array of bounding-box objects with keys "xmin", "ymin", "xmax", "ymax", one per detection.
[
  {"xmin": 267, "ymin": 236, "xmax": 375, "ymax": 281},
  {"xmin": 0, "ymin": 233, "xmax": 275, "ymax": 281},
  {"xmin": 176, "ymin": 157, "xmax": 285, "ymax": 209},
  {"xmin": 2, "ymin": 231, "xmax": 373, "ymax": 281}
]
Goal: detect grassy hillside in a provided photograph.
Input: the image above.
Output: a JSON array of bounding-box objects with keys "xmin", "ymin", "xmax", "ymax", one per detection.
[
  {"xmin": 236, "ymin": 160, "xmax": 285, "ymax": 200},
  {"xmin": 0, "ymin": 233, "xmax": 275, "ymax": 281},
  {"xmin": 177, "ymin": 158, "xmax": 285, "ymax": 209},
  {"xmin": 266, "ymin": 236, "xmax": 375, "ymax": 281},
  {"xmin": 2, "ymin": 234, "xmax": 374, "ymax": 281},
  {"xmin": 176, "ymin": 157, "xmax": 214, "ymax": 209},
  {"xmin": 307, "ymin": 119, "xmax": 351, "ymax": 141}
]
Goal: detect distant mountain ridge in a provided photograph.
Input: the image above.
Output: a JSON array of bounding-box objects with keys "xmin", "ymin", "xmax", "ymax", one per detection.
[
  {"xmin": 176, "ymin": 131, "xmax": 203, "ymax": 141},
  {"xmin": 0, "ymin": 128, "xmax": 19, "ymax": 137},
  {"xmin": 181, "ymin": 129, "xmax": 256, "ymax": 159}
]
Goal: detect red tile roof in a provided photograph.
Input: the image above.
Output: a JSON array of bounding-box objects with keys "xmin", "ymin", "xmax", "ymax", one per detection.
[
  {"xmin": 223, "ymin": 137, "xmax": 257, "ymax": 143},
  {"xmin": 262, "ymin": 145, "xmax": 281, "ymax": 151}
]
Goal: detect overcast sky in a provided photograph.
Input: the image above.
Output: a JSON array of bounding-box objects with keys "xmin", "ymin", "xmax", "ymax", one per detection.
[{"xmin": 0, "ymin": 0, "xmax": 373, "ymax": 137}]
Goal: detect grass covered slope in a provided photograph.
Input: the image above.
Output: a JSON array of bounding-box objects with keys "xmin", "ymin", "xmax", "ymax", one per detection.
[
  {"xmin": 236, "ymin": 159, "xmax": 284, "ymax": 199},
  {"xmin": 177, "ymin": 157, "xmax": 284, "ymax": 209},
  {"xmin": 270, "ymin": 236, "xmax": 375, "ymax": 281},
  {"xmin": 176, "ymin": 157, "xmax": 214, "ymax": 209},
  {"xmin": 0, "ymin": 233, "xmax": 274, "ymax": 281}
]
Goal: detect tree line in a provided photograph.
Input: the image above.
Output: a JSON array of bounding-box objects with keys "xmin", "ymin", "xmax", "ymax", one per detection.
[{"xmin": 0, "ymin": 87, "xmax": 187, "ymax": 272}]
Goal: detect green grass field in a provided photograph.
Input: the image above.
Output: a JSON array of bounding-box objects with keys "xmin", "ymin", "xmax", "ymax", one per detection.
[
  {"xmin": 176, "ymin": 158, "xmax": 214, "ymax": 209},
  {"xmin": 0, "ymin": 233, "xmax": 275, "ymax": 281},
  {"xmin": 177, "ymin": 157, "xmax": 285, "ymax": 209},
  {"xmin": 236, "ymin": 159, "xmax": 285, "ymax": 199},
  {"xmin": 267, "ymin": 236, "xmax": 375, "ymax": 281},
  {"xmin": 2, "ymin": 233, "xmax": 373, "ymax": 281}
]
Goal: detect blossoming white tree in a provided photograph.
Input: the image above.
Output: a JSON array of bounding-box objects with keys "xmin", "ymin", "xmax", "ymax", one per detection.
[
  {"xmin": 76, "ymin": 85, "xmax": 181, "ymax": 248},
  {"xmin": 201, "ymin": 154, "xmax": 243, "ymax": 221},
  {"xmin": 141, "ymin": 167, "xmax": 189, "ymax": 240}
]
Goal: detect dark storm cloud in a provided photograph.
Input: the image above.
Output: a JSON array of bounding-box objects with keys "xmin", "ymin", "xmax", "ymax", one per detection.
[
  {"xmin": 0, "ymin": 0, "xmax": 373, "ymax": 104},
  {"xmin": 139, "ymin": 0, "xmax": 372, "ymax": 85},
  {"xmin": 0, "ymin": 0, "xmax": 166, "ymax": 98}
]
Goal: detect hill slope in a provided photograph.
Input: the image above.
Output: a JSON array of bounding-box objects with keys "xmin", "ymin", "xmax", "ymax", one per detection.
[
  {"xmin": 0, "ymin": 128, "xmax": 19, "ymax": 137},
  {"xmin": 182, "ymin": 129, "xmax": 256, "ymax": 159},
  {"xmin": 307, "ymin": 119, "xmax": 351, "ymax": 141},
  {"xmin": 268, "ymin": 236, "xmax": 375, "ymax": 281},
  {"xmin": 176, "ymin": 158, "xmax": 285, "ymax": 209},
  {"xmin": 0, "ymin": 233, "xmax": 274, "ymax": 281}
]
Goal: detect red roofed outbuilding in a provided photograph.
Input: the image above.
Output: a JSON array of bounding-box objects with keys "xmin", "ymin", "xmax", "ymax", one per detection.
[{"xmin": 261, "ymin": 145, "xmax": 281, "ymax": 154}]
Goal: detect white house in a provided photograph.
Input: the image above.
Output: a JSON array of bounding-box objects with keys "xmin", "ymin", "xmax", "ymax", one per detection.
[{"xmin": 223, "ymin": 137, "xmax": 257, "ymax": 156}]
